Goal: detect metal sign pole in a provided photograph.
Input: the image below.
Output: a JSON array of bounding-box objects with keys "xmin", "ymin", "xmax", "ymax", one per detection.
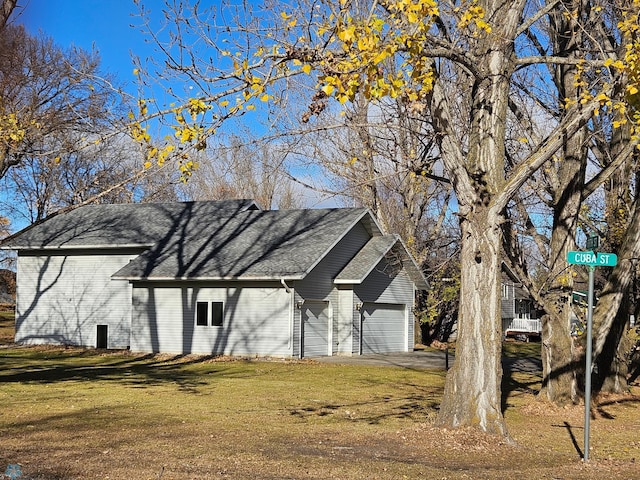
[
  {"xmin": 583, "ymin": 265, "xmax": 595, "ymax": 461},
  {"xmin": 567, "ymin": 236, "xmax": 617, "ymax": 462}
]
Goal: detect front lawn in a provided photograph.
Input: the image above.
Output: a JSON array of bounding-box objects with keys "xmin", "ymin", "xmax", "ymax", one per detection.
[
  {"xmin": 0, "ymin": 307, "xmax": 14, "ymax": 344},
  {"xmin": 502, "ymin": 338, "xmax": 542, "ymax": 358},
  {"xmin": 1, "ymin": 345, "xmax": 639, "ymax": 479}
]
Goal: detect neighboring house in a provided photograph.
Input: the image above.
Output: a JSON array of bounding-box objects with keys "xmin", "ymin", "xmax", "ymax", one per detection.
[
  {"xmin": 501, "ymin": 264, "xmax": 541, "ymax": 340},
  {"xmin": 2, "ymin": 200, "xmax": 427, "ymax": 357}
]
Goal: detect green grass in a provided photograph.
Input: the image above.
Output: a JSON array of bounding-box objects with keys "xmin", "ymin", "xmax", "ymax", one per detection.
[
  {"xmin": 1, "ymin": 318, "xmax": 639, "ymax": 479},
  {"xmin": 0, "ymin": 308, "xmax": 14, "ymax": 344},
  {"xmin": 0, "ymin": 347, "xmax": 448, "ymax": 479},
  {"xmin": 502, "ymin": 339, "xmax": 542, "ymax": 358}
]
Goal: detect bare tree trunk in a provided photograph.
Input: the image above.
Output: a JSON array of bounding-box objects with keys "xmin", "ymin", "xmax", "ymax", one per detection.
[
  {"xmin": 593, "ymin": 296, "xmax": 632, "ymax": 395},
  {"xmin": 0, "ymin": 0, "xmax": 16, "ymax": 30},
  {"xmin": 592, "ymin": 112, "xmax": 637, "ymax": 394},
  {"xmin": 537, "ymin": 0, "xmax": 588, "ymax": 405},
  {"xmin": 592, "ymin": 197, "xmax": 640, "ymax": 393},
  {"xmin": 434, "ymin": 0, "xmax": 523, "ymax": 435},
  {"xmin": 538, "ymin": 138, "xmax": 586, "ymax": 404},
  {"xmin": 436, "ymin": 206, "xmax": 507, "ymax": 436}
]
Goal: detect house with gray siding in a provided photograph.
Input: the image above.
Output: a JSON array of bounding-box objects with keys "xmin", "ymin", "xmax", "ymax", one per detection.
[
  {"xmin": 2, "ymin": 200, "xmax": 427, "ymax": 357},
  {"xmin": 501, "ymin": 263, "xmax": 541, "ymax": 340}
]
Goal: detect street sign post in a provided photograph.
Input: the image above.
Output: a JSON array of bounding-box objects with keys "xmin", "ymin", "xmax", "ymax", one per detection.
[
  {"xmin": 567, "ymin": 249, "xmax": 617, "ymax": 461},
  {"xmin": 586, "ymin": 234, "xmax": 600, "ymax": 251}
]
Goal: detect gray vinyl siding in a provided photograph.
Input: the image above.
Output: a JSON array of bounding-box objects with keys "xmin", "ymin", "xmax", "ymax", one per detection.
[
  {"xmin": 15, "ymin": 251, "xmax": 137, "ymax": 348},
  {"xmin": 501, "ymin": 282, "xmax": 515, "ymax": 319},
  {"xmin": 354, "ymin": 258, "xmax": 416, "ymax": 352},
  {"xmin": 295, "ymin": 221, "xmax": 370, "ymax": 355},
  {"xmin": 130, "ymin": 281, "xmax": 292, "ymax": 356},
  {"xmin": 355, "ymin": 260, "xmax": 414, "ymax": 305},
  {"xmin": 295, "ymin": 222, "xmax": 370, "ymax": 300},
  {"xmin": 292, "ymin": 290, "xmax": 302, "ymax": 357},
  {"xmin": 352, "ymin": 292, "xmax": 362, "ymax": 355},
  {"xmin": 411, "ymin": 284, "xmax": 415, "ymax": 346}
]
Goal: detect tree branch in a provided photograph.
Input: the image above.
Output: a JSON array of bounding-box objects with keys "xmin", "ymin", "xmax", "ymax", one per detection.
[{"xmin": 494, "ymin": 99, "xmax": 600, "ymax": 214}]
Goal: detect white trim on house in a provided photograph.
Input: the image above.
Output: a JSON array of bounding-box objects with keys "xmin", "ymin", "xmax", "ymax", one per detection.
[{"xmin": 5, "ymin": 201, "xmax": 427, "ymax": 357}]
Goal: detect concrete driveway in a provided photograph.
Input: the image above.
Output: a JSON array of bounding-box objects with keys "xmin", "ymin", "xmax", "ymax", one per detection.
[
  {"xmin": 315, "ymin": 349, "xmax": 452, "ymax": 369},
  {"xmin": 315, "ymin": 349, "xmax": 542, "ymax": 373}
]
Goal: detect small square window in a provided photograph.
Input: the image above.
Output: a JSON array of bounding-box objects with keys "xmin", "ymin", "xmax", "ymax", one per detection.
[
  {"xmin": 211, "ymin": 302, "xmax": 224, "ymax": 327},
  {"xmin": 196, "ymin": 302, "xmax": 209, "ymax": 326}
]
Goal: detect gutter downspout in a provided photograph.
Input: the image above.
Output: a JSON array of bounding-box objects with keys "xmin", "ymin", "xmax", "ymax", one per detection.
[
  {"xmin": 281, "ymin": 279, "xmax": 294, "ymax": 354},
  {"xmin": 280, "ymin": 278, "xmax": 292, "ymax": 294}
]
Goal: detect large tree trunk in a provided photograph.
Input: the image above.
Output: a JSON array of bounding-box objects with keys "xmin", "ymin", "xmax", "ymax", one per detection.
[
  {"xmin": 593, "ymin": 297, "xmax": 632, "ymax": 395},
  {"xmin": 592, "ymin": 111, "xmax": 637, "ymax": 394},
  {"xmin": 540, "ymin": 313, "xmax": 579, "ymax": 404},
  {"xmin": 432, "ymin": 0, "xmax": 527, "ymax": 437},
  {"xmin": 538, "ymin": 141, "xmax": 586, "ymax": 404},
  {"xmin": 0, "ymin": 0, "xmax": 16, "ymax": 30},
  {"xmin": 537, "ymin": 0, "xmax": 588, "ymax": 405},
  {"xmin": 436, "ymin": 206, "xmax": 507, "ymax": 436},
  {"xmin": 592, "ymin": 197, "xmax": 640, "ymax": 394}
]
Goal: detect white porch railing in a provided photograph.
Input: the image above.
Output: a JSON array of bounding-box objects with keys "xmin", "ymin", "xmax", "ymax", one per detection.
[{"xmin": 504, "ymin": 318, "xmax": 541, "ymax": 334}]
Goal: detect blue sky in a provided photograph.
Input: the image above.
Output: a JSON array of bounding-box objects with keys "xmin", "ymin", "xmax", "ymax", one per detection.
[
  {"xmin": 18, "ymin": 0, "xmax": 148, "ymax": 92},
  {"xmin": 8, "ymin": 0, "xmax": 341, "ymax": 218}
]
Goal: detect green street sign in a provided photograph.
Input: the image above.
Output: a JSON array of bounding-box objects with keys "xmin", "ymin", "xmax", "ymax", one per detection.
[{"xmin": 567, "ymin": 251, "xmax": 618, "ymax": 267}]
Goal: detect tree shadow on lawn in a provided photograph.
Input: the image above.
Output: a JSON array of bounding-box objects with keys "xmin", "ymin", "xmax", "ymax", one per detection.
[
  {"xmin": 594, "ymin": 393, "xmax": 640, "ymax": 418},
  {"xmin": 500, "ymin": 353, "xmax": 543, "ymax": 412},
  {"xmin": 0, "ymin": 347, "xmax": 249, "ymax": 393},
  {"xmin": 288, "ymin": 380, "xmax": 442, "ymax": 425}
]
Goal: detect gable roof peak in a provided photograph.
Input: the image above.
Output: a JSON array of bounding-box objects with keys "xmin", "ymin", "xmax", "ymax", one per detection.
[{"xmin": 112, "ymin": 206, "xmax": 377, "ymax": 281}]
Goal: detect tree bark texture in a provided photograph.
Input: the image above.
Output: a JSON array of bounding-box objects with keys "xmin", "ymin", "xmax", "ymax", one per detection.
[
  {"xmin": 0, "ymin": 0, "xmax": 16, "ymax": 30},
  {"xmin": 591, "ymin": 197, "xmax": 640, "ymax": 394},
  {"xmin": 436, "ymin": 207, "xmax": 507, "ymax": 436},
  {"xmin": 538, "ymin": 133, "xmax": 587, "ymax": 404},
  {"xmin": 537, "ymin": 0, "xmax": 588, "ymax": 405},
  {"xmin": 434, "ymin": 0, "xmax": 527, "ymax": 437},
  {"xmin": 592, "ymin": 115, "xmax": 637, "ymax": 394}
]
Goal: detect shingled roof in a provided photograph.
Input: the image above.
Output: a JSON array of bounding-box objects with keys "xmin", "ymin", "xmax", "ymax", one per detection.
[
  {"xmin": 334, "ymin": 235, "xmax": 428, "ymax": 290},
  {"xmin": 3, "ymin": 200, "xmax": 427, "ymax": 288},
  {"xmin": 1, "ymin": 200, "xmax": 260, "ymax": 250},
  {"xmin": 112, "ymin": 207, "xmax": 375, "ymax": 281}
]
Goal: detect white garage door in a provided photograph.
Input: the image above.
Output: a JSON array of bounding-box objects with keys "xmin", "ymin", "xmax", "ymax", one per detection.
[
  {"xmin": 302, "ymin": 301, "xmax": 330, "ymax": 357},
  {"xmin": 361, "ymin": 303, "xmax": 406, "ymax": 354}
]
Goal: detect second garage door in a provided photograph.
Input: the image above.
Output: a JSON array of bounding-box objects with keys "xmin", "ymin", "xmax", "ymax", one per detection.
[{"xmin": 361, "ymin": 303, "xmax": 406, "ymax": 354}]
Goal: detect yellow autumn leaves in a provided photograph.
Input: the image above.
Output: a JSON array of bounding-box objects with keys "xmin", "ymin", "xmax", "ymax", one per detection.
[
  {"xmin": 128, "ymin": 0, "xmax": 640, "ymax": 178},
  {"xmin": 128, "ymin": 0, "xmax": 497, "ymax": 177},
  {"xmin": 1, "ymin": 113, "xmax": 47, "ymax": 165},
  {"xmin": 603, "ymin": 0, "xmax": 640, "ymax": 141},
  {"xmin": 129, "ymin": 97, "xmax": 209, "ymax": 179},
  {"xmin": 297, "ymin": 0, "xmax": 491, "ymax": 106},
  {"xmin": 1, "ymin": 113, "xmax": 29, "ymax": 146},
  {"xmin": 312, "ymin": 0, "xmax": 441, "ymax": 104}
]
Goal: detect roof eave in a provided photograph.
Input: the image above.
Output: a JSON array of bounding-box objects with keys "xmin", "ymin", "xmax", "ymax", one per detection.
[
  {"xmin": 3, "ymin": 243, "xmax": 154, "ymax": 251},
  {"xmin": 111, "ymin": 274, "xmax": 306, "ymax": 282}
]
